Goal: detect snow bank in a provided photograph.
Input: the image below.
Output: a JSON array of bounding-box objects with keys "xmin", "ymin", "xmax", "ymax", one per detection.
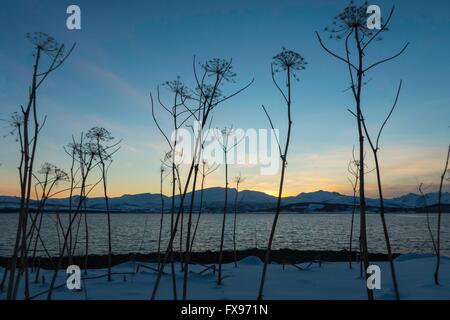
[
  {"xmin": 1, "ymin": 254, "xmax": 449, "ymax": 300},
  {"xmin": 395, "ymin": 253, "xmax": 435, "ymax": 262},
  {"xmin": 238, "ymin": 256, "xmax": 263, "ymax": 266}
]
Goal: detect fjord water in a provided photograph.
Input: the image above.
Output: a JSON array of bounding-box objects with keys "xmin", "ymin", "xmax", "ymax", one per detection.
[{"xmin": 0, "ymin": 213, "xmax": 448, "ymax": 257}]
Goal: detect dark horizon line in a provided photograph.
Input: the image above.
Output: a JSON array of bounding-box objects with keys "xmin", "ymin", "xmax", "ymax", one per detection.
[{"xmin": 1, "ymin": 187, "xmax": 448, "ymax": 202}]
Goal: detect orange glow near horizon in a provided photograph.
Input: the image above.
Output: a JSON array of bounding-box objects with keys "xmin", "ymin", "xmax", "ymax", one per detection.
[
  {"xmin": 1, "ymin": 144, "xmax": 448, "ymax": 199},
  {"xmin": 1, "ymin": 181, "xmax": 448, "ymax": 200},
  {"xmin": 0, "ymin": 179, "xmax": 367, "ymax": 200},
  {"xmin": 1, "ymin": 184, "xmax": 348, "ymax": 199}
]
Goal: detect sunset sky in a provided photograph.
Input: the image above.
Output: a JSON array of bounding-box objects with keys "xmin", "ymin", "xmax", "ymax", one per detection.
[{"xmin": 0, "ymin": 0, "xmax": 449, "ymax": 198}]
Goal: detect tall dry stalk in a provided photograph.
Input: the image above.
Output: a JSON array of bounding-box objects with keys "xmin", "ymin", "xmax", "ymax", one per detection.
[
  {"xmin": 418, "ymin": 183, "xmax": 437, "ymax": 259},
  {"xmin": 152, "ymin": 78, "xmax": 192, "ymax": 299},
  {"xmin": 317, "ymin": 2, "xmax": 407, "ymax": 300},
  {"xmin": 258, "ymin": 48, "xmax": 306, "ymax": 300},
  {"xmin": 359, "ymin": 81, "xmax": 403, "ymax": 298},
  {"xmin": 435, "ymin": 145, "xmax": 449, "ymax": 285},
  {"xmin": 86, "ymin": 127, "xmax": 121, "ymax": 282},
  {"xmin": 47, "ymin": 135, "xmax": 104, "ymax": 299},
  {"xmin": 27, "ymin": 164, "xmax": 68, "ymax": 265},
  {"xmin": 190, "ymin": 160, "xmax": 219, "ymax": 252},
  {"xmin": 232, "ymin": 174, "xmax": 244, "ymax": 267},
  {"xmin": 216, "ymin": 126, "xmax": 241, "ymax": 285},
  {"xmin": 347, "ymin": 147, "xmax": 359, "ymax": 269},
  {"xmin": 151, "ymin": 57, "xmax": 252, "ymax": 300},
  {"xmin": 157, "ymin": 164, "xmax": 167, "ymax": 267},
  {"xmin": 6, "ymin": 32, "xmax": 75, "ymax": 300}
]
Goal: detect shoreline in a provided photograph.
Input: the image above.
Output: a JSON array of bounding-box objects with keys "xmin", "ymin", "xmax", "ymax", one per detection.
[
  {"xmin": 1, "ymin": 206, "xmax": 449, "ymax": 214},
  {"xmin": 0, "ymin": 248, "xmax": 401, "ymax": 270}
]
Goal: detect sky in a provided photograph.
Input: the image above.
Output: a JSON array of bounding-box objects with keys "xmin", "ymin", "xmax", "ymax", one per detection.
[{"xmin": 0, "ymin": 0, "xmax": 449, "ymax": 198}]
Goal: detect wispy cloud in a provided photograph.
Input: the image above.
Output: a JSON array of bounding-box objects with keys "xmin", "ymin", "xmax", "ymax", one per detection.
[{"xmin": 76, "ymin": 60, "xmax": 149, "ymax": 111}]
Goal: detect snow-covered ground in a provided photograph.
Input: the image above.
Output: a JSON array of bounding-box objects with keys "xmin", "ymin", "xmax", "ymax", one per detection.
[{"xmin": 1, "ymin": 254, "xmax": 449, "ymax": 300}]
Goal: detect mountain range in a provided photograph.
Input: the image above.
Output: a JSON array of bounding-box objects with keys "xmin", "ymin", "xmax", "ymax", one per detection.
[{"xmin": 1, "ymin": 188, "xmax": 449, "ymax": 213}]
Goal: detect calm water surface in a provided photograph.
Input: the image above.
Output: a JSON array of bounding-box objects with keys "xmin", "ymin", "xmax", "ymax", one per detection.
[{"xmin": 0, "ymin": 213, "xmax": 448, "ymax": 256}]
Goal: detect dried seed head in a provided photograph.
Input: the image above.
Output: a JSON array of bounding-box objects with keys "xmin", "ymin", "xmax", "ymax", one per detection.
[
  {"xmin": 272, "ymin": 48, "xmax": 307, "ymax": 81},
  {"xmin": 324, "ymin": 1, "xmax": 388, "ymax": 44},
  {"xmin": 26, "ymin": 32, "xmax": 64, "ymax": 60},
  {"xmin": 163, "ymin": 76, "xmax": 191, "ymax": 99},
  {"xmin": 202, "ymin": 58, "xmax": 236, "ymax": 82},
  {"xmin": 86, "ymin": 127, "xmax": 114, "ymax": 142}
]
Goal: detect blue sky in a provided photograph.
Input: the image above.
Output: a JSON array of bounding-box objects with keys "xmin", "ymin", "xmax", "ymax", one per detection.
[{"xmin": 0, "ymin": 0, "xmax": 449, "ymax": 197}]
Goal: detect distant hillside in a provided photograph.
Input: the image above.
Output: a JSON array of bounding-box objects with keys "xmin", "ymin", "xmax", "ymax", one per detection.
[{"xmin": 1, "ymin": 189, "xmax": 449, "ymax": 213}]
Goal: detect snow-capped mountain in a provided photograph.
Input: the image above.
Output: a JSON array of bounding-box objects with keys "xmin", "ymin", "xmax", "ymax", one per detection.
[
  {"xmin": 390, "ymin": 192, "xmax": 450, "ymax": 208},
  {"xmin": 0, "ymin": 189, "xmax": 449, "ymax": 213}
]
